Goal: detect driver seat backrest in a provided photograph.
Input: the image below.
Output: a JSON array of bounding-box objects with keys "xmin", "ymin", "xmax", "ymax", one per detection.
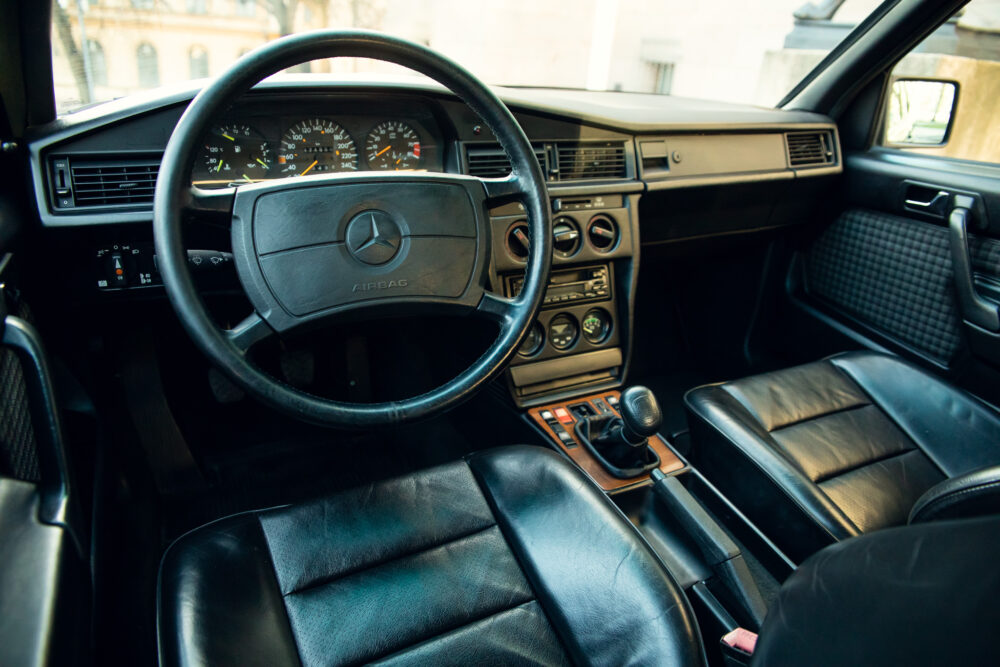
[{"xmin": 157, "ymin": 446, "xmax": 706, "ymax": 667}]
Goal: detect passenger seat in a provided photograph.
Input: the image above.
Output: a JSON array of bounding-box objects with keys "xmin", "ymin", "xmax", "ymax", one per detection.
[{"xmin": 685, "ymin": 352, "xmax": 1000, "ymax": 561}]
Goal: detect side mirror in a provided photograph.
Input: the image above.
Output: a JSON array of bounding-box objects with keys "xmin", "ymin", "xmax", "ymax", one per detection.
[{"xmin": 884, "ymin": 78, "xmax": 959, "ymax": 146}]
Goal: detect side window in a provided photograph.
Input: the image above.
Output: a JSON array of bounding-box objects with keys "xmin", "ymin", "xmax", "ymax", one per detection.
[{"xmin": 880, "ymin": 0, "xmax": 1000, "ymax": 163}]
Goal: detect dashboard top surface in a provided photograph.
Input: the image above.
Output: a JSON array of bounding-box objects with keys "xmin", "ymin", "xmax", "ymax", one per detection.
[{"xmin": 27, "ymin": 76, "xmax": 841, "ymax": 228}]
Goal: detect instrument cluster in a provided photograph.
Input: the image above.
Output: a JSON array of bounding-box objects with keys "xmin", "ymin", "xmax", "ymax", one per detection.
[{"xmin": 191, "ymin": 97, "xmax": 441, "ymax": 189}]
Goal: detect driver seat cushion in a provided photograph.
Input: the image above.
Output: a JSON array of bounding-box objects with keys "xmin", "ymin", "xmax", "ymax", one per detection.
[
  {"xmin": 157, "ymin": 446, "xmax": 704, "ymax": 667},
  {"xmin": 685, "ymin": 351, "xmax": 1000, "ymax": 562}
]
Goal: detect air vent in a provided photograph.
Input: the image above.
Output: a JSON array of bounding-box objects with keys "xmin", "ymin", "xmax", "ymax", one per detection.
[
  {"xmin": 505, "ymin": 221, "xmax": 530, "ymax": 261},
  {"xmin": 555, "ymin": 142, "xmax": 627, "ymax": 181},
  {"xmin": 786, "ymin": 131, "xmax": 835, "ymax": 168},
  {"xmin": 465, "ymin": 145, "xmax": 546, "ymax": 178},
  {"xmin": 553, "ymin": 217, "xmax": 581, "ymax": 257},
  {"xmin": 587, "ymin": 215, "xmax": 619, "ymax": 252},
  {"xmin": 68, "ymin": 158, "xmax": 160, "ymax": 207}
]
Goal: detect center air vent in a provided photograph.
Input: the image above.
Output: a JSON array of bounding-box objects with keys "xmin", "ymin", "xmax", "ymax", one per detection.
[
  {"xmin": 553, "ymin": 217, "xmax": 581, "ymax": 257},
  {"xmin": 66, "ymin": 157, "xmax": 161, "ymax": 207},
  {"xmin": 555, "ymin": 142, "xmax": 627, "ymax": 180},
  {"xmin": 786, "ymin": 131, "xmax": 835, "ymax": 168},
  {"xmin": 505, "ymin": 220, "xmax": 530, "ymax": 261},
  {"xmin": 587, "ymin": 215, "xmax": 619, "ymax": 252},
  {"xmin": 466, "ymin": 145, "xmax": 546, "ymax": 178}
]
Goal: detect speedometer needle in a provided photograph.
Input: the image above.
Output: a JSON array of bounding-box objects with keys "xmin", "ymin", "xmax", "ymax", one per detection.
[
  {"xmin": 299, "ymin": 159, "xmax": 319, "ymax": 176},
  {"xmin": 374, "ymin": 145, "xmax": 391, "ymax": 158}
]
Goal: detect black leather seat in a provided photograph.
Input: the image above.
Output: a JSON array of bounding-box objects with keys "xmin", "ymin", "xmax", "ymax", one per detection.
[
  {"xmin": 157, "ymin": 446, "xmax": 705, "ymax": 666},
  {"xmin": 685, "ymin": 351, "xmax": 1000, "ymax": 561}
]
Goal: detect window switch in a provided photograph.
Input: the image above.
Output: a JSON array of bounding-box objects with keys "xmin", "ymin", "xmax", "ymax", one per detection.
[{"xmin": 553, "ymin": 426, "xmax": 576, "ymax": 448}]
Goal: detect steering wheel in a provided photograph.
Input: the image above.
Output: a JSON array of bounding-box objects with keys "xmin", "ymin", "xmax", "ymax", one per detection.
[{"xmin": 153, "ymin": 31, "xmax": 552, "ymax": 428}]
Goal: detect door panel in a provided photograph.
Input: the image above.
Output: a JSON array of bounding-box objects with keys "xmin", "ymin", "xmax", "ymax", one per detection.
[
  {"xmin": 801, "ymin": 207, "xmax": 965, "ymax": 365},
  {"xmin": 791, "ymin": 148, "xmax": 1000, "ymax": 398}
]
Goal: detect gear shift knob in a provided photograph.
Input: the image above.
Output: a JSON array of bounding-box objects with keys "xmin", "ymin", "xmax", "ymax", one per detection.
[{"xmin": 620, "ymin": 386, "xmax": 662, "ymax": 444}]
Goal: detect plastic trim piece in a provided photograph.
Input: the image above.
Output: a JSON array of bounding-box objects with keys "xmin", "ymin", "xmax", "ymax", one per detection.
[{"xmin": 1, "ymin": 315, "xmax": 83, "ymax": 555}]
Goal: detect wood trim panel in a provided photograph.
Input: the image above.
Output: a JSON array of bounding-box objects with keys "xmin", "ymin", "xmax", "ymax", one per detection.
[{"xmin": 527, "ymin": 390, "xmax": 685, "ymax": 494}]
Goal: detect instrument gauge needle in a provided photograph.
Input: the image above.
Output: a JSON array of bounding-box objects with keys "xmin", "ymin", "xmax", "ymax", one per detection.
[
  {"xmin": 374, "ymin": 145, "xmax": 391, "ymax": 158},
  {"xmin": 299, "ymin": 159, "xmax": 319, "ymax": 176}
]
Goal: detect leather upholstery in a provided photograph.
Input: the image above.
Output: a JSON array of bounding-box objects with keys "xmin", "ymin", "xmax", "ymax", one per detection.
[
  {"xmin": 158, "ymin": 446, "xmax": 705, "ymax": 667},
  {"xmin": 751, "ymin": 516, "xmax": 1000, "ymax": 667},
  {"xmin": 685, "ymin": 352, "xmax": 1000, "ymax": 561},
  {"xmin": 909, "ymin": 464, "xmax": 1000, "ymax": 524}
]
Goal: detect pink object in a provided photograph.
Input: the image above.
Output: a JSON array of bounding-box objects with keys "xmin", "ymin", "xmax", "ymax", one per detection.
[{"xmin": 722, "ymin": 628, "xmax": 758, "ymax": 654}]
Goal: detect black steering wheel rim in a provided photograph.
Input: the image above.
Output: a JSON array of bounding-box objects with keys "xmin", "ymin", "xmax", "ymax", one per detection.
[{"xmin": 153, "ymin": 30, "xmax": 551, "ymax": 428}]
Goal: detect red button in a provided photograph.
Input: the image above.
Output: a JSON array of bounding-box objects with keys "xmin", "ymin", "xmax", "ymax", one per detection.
[{"xmin": 554, "ymin": 407, "xmax": 574, "ymax": 424}]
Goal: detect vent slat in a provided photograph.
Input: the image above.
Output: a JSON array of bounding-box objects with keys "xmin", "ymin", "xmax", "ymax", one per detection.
[
  {"xmin": 466, "ymin": 146, "xmax": 545, "ymax": 178},
  {"xmin": 68, "ymin": 158, "xmax": 160, "ymax": 207},
  {"xmin": 556, "ymin": 142, "xmax": 627, "ymax": 181},
  {"xmin": 786, "ymin": 132, "xmax": 835, "ymax": 167}
]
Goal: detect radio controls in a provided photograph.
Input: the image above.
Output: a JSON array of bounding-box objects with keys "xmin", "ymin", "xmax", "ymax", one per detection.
[{"xmin": 509, "ymin": 264, "xmax": 611, "ymax": 307}]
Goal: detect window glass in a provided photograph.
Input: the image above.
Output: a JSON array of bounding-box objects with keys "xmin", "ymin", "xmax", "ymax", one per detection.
[
  {"xmin": 51, "ymin": 0, "xmax": 887, "ymax": 114},
  {"xmin": 136, "ymin": 42, "xmax": 159, "ymax": 88},
  {"xmin": 189, "ymin": 45, "xmax": 209, "ymax": 79},
  {"xmin": 883, "ymin": 0, "xmax": 1000, "ymax": 163}
]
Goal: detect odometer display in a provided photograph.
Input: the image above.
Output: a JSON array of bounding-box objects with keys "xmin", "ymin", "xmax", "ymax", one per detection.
[
  {"xmin": 365, "ymin": 121, "xmax": 421, "ymax": 170},
  {"xmin": 278, "ymin": 119, "xmax": 358, "ymax": 176}
]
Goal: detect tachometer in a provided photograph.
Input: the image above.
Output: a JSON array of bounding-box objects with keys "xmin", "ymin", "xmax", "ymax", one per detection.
[
  {"xmin": 365, "ymin": 121, "xmax": 421, "ymax": 170},
  {"xmin": 196, "ymin": 123, "xmax": 271, "ymax": 187},
  {"xmin": 278, "ymin": 119, "xmax": 358, "ymax": 176}
]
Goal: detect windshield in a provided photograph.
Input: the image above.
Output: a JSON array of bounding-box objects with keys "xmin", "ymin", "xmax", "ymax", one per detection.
[{"xmin": 51, "ymin": 0, "xmax": 884, "ymax": 115}]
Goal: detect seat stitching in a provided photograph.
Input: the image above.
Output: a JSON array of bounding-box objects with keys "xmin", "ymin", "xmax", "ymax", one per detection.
[
  {"xmin": 463, "ymin": 457, "xmax": 581, "ymax": 662},
  {"xmin": 815, "ymin": 448, "xmax": 919, "ymax": 485},
  {"xmin": 253, "ymin": 515, "xmax": 307, "ymax": 667},
  {"xmin": 768, "ymin": 401, "xmax": 872, "ymax": 433},
  {"xmin": 828, "ymin": 357, "xmax": 948, "ymax": 477},
  {"xmin": 683, "ymin": 388, "xmax": 861, "ymax": 541},
  {"xmin": 358, "ymin": 599, "xmax": 541, "ymax": 666},
  {"xmin": 284, "ymin": 521, "xmax": 497, "ymax": 598}
]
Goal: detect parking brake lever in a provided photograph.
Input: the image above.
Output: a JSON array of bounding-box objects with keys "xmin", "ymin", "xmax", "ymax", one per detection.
[{"xmin": 948, "ymin": 194, "xmax": 1000, "ymax": 332}]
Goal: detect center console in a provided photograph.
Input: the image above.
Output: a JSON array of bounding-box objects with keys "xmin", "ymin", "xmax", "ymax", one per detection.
[{"xmin": 489, "ymin": 193, "xmax": 640, "ymax": 406}]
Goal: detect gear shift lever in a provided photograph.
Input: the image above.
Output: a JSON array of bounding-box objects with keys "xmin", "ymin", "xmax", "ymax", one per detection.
[
  {"xmin": 620, "ymin": 386, "xmax": 663, "ymax": 445},
  {"xmin": 574, "ymin": 386, "xmax": 663, "ymax": 478}
]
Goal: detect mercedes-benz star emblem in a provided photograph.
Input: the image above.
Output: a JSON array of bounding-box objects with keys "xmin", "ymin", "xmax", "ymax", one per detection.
[{"xmin": 345, "ymin": 210, "xmax": 402, "ymax": 265}]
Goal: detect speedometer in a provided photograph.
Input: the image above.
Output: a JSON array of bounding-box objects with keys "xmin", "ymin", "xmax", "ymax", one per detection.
[
  {"xmin": 365, "ymin": 121, "xmax": 421, "ymax": 170},
  {"xmin": 278, "ymin": 119, "xmax": 358, "ymax": 176}
]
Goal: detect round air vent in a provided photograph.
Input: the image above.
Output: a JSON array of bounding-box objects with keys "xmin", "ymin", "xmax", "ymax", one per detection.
[
  {"xmin": 505, "ymin": 220, "xmax": 530, "ymax": 261},
  {"xmin": 587, "ymin": 215, "xmax": 619, "ymax": 252},
  {"xmin": 553, "ymin": 217, "xmax": 581, "ymax": 258}
]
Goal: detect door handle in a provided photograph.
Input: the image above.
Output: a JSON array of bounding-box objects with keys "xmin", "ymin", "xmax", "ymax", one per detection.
[
  {"xmin": 948, "ymin": 194, "xmax": 1000, "ymax": 332},
  {"xmin": 905, "ymin": 190, "xmax": 950, "ymax": 210},
  {"xmin": 903, "ymin": 186, "xmax": 951, "ymax": 218}
]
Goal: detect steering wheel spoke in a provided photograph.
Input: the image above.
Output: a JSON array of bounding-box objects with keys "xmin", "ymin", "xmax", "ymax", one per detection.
[
  {"xmin": 184, "ymin": 185, "xmax": 236, "ymax": 214},
  {"xmin": 480, "ymin": 173, "xmax": 524, "ymax": 207},
  {"xmin": 225, "ymin": 312, "xmax": 275, "ymax": 353},
  {"xmin": 476, "ymin": 291, "xmax": 519, "ymax": 326}
]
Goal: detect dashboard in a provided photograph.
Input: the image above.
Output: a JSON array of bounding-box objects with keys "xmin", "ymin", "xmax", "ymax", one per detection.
[
  {"xmin": 189, "ymin": 95, "xmax": 445, "ymax": 188},
  {"xmin": 25, "ymin": 79, "xmax": 843, "ymax": 406}
]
